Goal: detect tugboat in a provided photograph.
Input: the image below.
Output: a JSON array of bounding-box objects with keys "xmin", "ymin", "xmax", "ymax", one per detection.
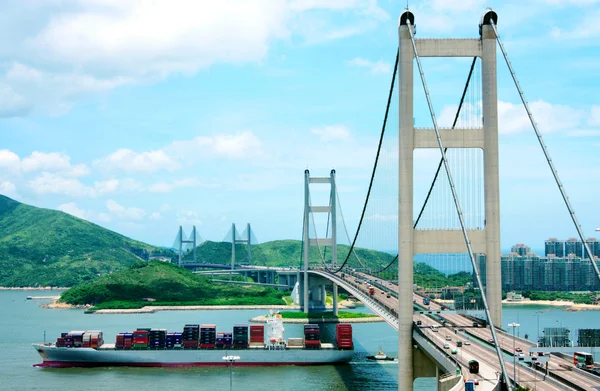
[{"xmin": 366, "ymin": 346, "xmax": 395, "ymax": 361}]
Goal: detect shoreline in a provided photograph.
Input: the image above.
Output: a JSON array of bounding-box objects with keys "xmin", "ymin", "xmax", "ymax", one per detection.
[
  {"xmin": 501, "ymin": 298, "xmax": 600, "ymax": 311},
  {"xmin": 42, "ymin": 299, "xmax": 359, "ymax": 314},
  {"xmin": 248, "ymin": 314, "xmax": 382, "ymax": 324}
]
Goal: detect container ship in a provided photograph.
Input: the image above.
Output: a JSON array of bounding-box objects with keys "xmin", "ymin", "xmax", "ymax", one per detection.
[{"xmin": 33, "ymin": 313, "xmax": 354, "ymax": 368}]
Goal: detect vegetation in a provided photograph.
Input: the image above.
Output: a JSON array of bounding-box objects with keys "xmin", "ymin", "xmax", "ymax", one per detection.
[
  {"xmin": 188, "ymin": 241, "xmax": 474, "ymax": 288},
  {"xmin": 0, "ymin": 195, "xmax": 475, "ymax": 289},
  {"xmin": 520, "ymin": 290, "xmax": 597, "ymax": 305},
  {"xmin": 413, "ymin": 262, "xmax": 473, "ymax": 289},
  {"xmin": 60, "ymin": 261, "xmax": 286, "ymax": 307},
  {"xmin": 0, "ymin": 195, "xmax": 174, "ymax": 287},
  {"xmin": 186, "ymin": 239, "xmax": 397, "ymax": 271},
  {"xmin": 278, "ymin": 311, "xmax": 377, "ymax": 319}
]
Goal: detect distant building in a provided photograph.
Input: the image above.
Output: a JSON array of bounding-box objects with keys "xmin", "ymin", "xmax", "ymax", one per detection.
[
  {"xmin": 585, "ymin": 238, "xmax": 600, "ymax": 259},
  {"xmin": 545, "ymin": 238, "xmax": 564, "ymax": 257},
  {"xmin": 511, "ymin": 243, "xmax": 530, "ymax": 256},
  {"xmin": 565, "ymin": 238, "xmax": 583, "ymax": 258},
  {"xmin": 473, "ymin": 254, "xmax": 487, "ymax": 292},
  {"xmin": 500, "ymin": 254, "xmax": 600, "ymax": 292}
]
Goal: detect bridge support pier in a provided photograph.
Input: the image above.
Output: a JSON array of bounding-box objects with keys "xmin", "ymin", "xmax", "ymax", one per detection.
[{"xmin": 332, "ymin": 283, "xmax": 338, "ymax": 316}]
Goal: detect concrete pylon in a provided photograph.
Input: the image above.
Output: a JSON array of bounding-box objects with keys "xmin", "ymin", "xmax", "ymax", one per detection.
[
  {"xmin": 302, "ymin": 169, "xmax": 337, "ymax": 313},
  {"xmin": 397, "ymin": 9, "xmax": 502, "ymax": 390}
]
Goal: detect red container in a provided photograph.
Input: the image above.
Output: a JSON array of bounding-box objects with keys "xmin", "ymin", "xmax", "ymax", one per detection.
[
  {"xmin": 200, "ymin": 343, "xmax": 215, "ymax": 349},
  {"xmin": 183, "ymin": 340, "xmax": 199, "ymax": 349},
  {"xmin": 124, "ymin": 339, "xmax": 133, "ymax": 349}
]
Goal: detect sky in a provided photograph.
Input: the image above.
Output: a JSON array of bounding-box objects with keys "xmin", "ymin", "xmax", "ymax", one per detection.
[{"xmin": 0, "ymin": 0, "xmax": 599, "ymax": 252}]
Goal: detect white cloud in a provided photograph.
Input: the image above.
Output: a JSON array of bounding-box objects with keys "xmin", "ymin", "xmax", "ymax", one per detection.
[
  {"xmin": 0, "ymin": 0, "xmax": 390, "ymax": 116},
  {"xmin": 167, "ymin": 131, "xmax": 265, "ymax": 161},
  {"xmin": 0, "ymin": 150, "xmax": 21, "ymax": 175},
  {"xmin": 21, "ymin": 151, "xmax": 89, "ymax": 177},
  {"xmin": 348, "ymin": 57, "xmax": 391, "ymax": 74},
  {"xmin": 438, "ymin": 100, "xmax": 592, "ymax": 135},
  {"xmin": 0, "ymin": 181, "xmax": 19, "ymax": 199},
  {"xmin": 93, "ymin": 148, "xmax": 179, "ymax": 173},
  {"xmin": 310, "ymin": 125, "xmax": 351, "ymax": 142},
  {"xmin": 28, "ymin": 173, "xmax": 95, "ymax": 197},
  {"xmin": 498, "ymin": 100, "xmax": 585, "ymax": 134},
  {"xmin": 58, "ymin": 202, "xmax": 86, "ymax": 219},
  {"xmin": 94, "ymin": 178, "xmax": 144, "ymax": 194},
  {"xmin": 29, "ymin": 1, "xmax": 290, "ymax": 77},
  {"xmin": 105, "ymin": 199, "xmax": 146, "ymax": 220},
  {"xmin": 149, "ymin": 212, "xmax": 162, "ymax": 221},
  {"xmin": 177, "ymin": 209, "xmax": 202, "ymax": 225},
  {"xmin": 0, "ymin": 85, "xmax": 30, "ymax": 117}
]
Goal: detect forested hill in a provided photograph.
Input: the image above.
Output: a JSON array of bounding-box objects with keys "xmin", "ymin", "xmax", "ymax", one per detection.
[{"xmin": 0, "ymin": 195, "xmax": 173, "ymax": 287}]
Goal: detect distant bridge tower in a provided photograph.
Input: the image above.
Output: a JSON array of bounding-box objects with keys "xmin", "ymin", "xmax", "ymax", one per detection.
[
  {"xmin": 176, "ymin": 225, "xmax": 198, "ymax": 266},
  {"xmin": 302, "ymin": 169, "xmax": 337, "ymax": 314},
  {"xmin": 230, "ymin": 223, "xmax": 253, "ymax": 271},
  {"xmin": 397, "ymin": 9, "xmax": 501, "ymax": 390}
]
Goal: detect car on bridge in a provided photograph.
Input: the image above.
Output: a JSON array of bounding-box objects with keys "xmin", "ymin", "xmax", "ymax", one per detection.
[
  {"xmin": 445, "ymin": 335, "xmax": 452, "ymax": 341},
  {"xmin": 487, "ymin": 338, "xmax": 495, "ymax": 345},
  {"xmin": 451, "ymin": 349, "xmax": 457, "ymax": 355},
  {"xmin": 443, "ymin": 343, "xmax": 450, "ymax": 349},
  {"xmin": 515, "ymin": 347, "xmax": 522, "ymax": 353},
  {"xmin": 463, "ymin": 340, "xmax": 470, "ymax": 345}
]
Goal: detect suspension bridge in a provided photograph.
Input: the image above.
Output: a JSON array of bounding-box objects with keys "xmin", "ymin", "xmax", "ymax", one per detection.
[
  {"xmin": 294, "ymin": 8, "xmax": 600, "ymax": 391},
  {"xmin": 169, "ymin": 8, "xmax": 600, "ymax": 391}
]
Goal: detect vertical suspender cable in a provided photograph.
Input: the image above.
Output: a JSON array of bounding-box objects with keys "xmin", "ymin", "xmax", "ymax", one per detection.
[
  {"xmin": 490, "ymin": 21, "xmax": 600, "ymax": 283},
  {"xmin": 405, "ymin": 20, "xmax": 513, "ymax": 391},
  {"xmin": 414, "ymin": 58, "xmax": 478, "ymax": 229}
]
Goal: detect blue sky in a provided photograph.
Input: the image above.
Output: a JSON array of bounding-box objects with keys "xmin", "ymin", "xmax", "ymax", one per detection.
[{"xmin": 0, "ymin": 0, "xmax": 598, "ymax": 253}]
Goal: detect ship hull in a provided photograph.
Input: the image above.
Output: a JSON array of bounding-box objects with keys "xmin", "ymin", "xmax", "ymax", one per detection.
[{"xmin": 33, "ymin": 344, "xmax": 354, "ymax": 368}]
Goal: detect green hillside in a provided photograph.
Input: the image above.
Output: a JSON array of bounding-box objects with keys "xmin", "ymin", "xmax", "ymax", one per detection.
[
  {"xmin": 60, "ymin": 261, "xmax": 285, "ymax": 307},
  {"xmin": 185, "ymin": 240, "xmax": 472, "ymax": 287},
  {"xmin": 185, "ymin": 239, "xmax": 396, "ymax": 270},
  {"xmin": 0, "ymin": 195, "xmax": 173, "ymax": 287}
]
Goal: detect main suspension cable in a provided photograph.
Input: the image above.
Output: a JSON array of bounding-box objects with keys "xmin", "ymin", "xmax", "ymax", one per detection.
[
  {"xmin": 491, "ymin": 20, "xmax": 600, "ymax": 284},
  {"xmin": 322, "ymin": 50, "xmax": 399, "ymax": 274},
  {"xmin": 406, "ymin": 19, "xmax": 513, "ymax": 391}
]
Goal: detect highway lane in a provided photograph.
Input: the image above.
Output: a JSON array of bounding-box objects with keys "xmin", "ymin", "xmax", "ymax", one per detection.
[
  {"xmin": 346, "ymin": 271, "xmax": 594, "ymax": 390},
  {"xmin": 416, "ymin": 314, "xmax": 566, "ymax": 391},
  {"xmin": 336, "ymin": 272, "xmax": 569, "ymax": 390},
  {"xmin": 420, "ymin": 298, "xmax": 600, "ymax": 391}
]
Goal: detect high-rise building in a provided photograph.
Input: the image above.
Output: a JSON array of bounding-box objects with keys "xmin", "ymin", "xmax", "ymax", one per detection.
[
  {"xmin": 511, "ymin": 243, "xmax": 530, "ymax": 256},
  {"xmin": 565, "ymin": 238, "xmax": 583, "ymax": 258},
  {"xmin": 473, "ymin": 253, "xmax": 487, "ymax": 291},
  {"xmin": 545, "ymin": 238, "xmax": 565, "ymax": 257},
  {"xmin": 584, "ymin": 238, "xmax": 600, "ymax": 259},
  {"xmin": 500, "ymin": 254, "xmax": 600, "ymax": 292}
]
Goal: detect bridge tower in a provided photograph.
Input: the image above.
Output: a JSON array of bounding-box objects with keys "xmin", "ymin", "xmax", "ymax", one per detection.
[
  {"xmin": 397, "ymin": 9, "xmax": 501, "ymax": 390},
  {"xmin": 176, "ymin": 225, "xmax": 197, "ymax": 266},
  {"xmin": 302, "ymin": 169, "xmax": 338, "ymax": 314},
  {"xmin": 230, "ymin": 223, "xmax": 252, "ymax": 271}
]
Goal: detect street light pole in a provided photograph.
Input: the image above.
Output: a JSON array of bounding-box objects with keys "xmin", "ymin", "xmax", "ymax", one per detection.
[
  {"xmin": 222, "ymin": 355, "xmax": 240, "ymax": 391},
  {"xmin": 509, "ymin": 322, "xmax": 520, "ymax": 388}
]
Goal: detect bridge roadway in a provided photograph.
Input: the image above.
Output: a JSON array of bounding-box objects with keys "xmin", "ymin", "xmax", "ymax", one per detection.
[
  {"xmin": 351, "ymin": 271, "xmax": 599, "ymax": 391},
  {"xmin": 309, "ymin": 269, "xmax": 499, "ymax": 390}
]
